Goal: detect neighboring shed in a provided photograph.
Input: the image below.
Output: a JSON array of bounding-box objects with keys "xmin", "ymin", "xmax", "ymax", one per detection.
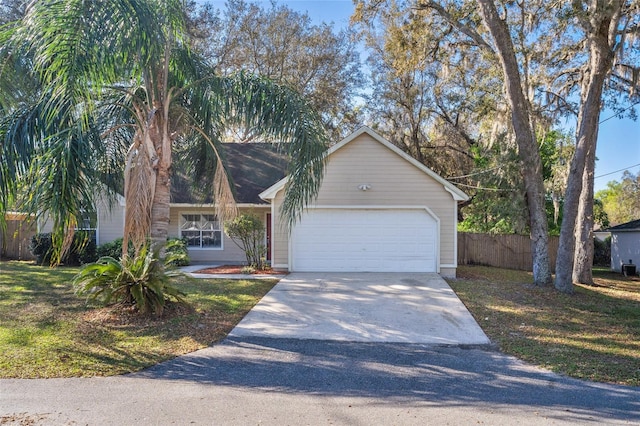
[
  {"xmin": 609, "ymin": 219, "xmax": 640, "ymax": 273},
  {"xmin": 260, "ymin": 126, "xmax": 468, "ymax": 277}
]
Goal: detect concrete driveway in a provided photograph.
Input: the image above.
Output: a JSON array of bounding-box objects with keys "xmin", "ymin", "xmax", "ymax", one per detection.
[{"xmin": 230, "ymin": 272, "xmax": 490, "ymax": 345}]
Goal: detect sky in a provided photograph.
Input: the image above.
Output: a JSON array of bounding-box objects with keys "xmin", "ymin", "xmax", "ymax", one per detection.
[{"xmin": 204, "ymin": 0, "xmax": 640, "ymax": 192}]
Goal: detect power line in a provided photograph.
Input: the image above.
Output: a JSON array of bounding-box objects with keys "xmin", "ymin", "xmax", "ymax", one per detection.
[
  {"xmin": 447, "ymin": 166, "xmax": 501, "ymax": 180},
  {"xmin": 594, "ymin": 163, "xmax": 640, "ymax": 179},
  {"xmin": 598, "ymin": 100, "xmax": 640, "ymax": 125},
  {"xmin": 450, "ymin": 101, "xmax": 639, "ymax": 184},
  {"xmin": 453, "ymin": 182, "xmax": 518, "ymax": 192}
]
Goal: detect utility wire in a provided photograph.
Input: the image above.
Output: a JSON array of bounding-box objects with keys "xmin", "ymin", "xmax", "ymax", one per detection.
[
  {"xmin": 447, "ymin": 166, "xmax": 501, "ymax": 180},
  {"xmin": 594, "ymin": 162, "xmax": 640, "ymax": 179},
  {"xmin": 450, "ymin": 101, "xmax": 639, "ymax": 184},
  {"xmin": 453, "ymin": 182, "xmax": 518, "ymax": 192},
  {"xmin": 598, "ymin": 100, "xmax": 640, "ymax": 125}
]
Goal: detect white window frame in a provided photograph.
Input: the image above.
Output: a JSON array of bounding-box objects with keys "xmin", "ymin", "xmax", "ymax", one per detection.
[
  {"xmin": 76, "ymin": 210, "xmax": 98, "ymax": 245},
  {"xmin": 179, "ymin": 212, "xmax": 223, "ymax": 250}
]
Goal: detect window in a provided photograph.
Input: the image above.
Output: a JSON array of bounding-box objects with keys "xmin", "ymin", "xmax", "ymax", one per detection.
[
  {"xmin": 180, "ymin": 213, "xmax": 222, "ymax": 249},
  {"xmin": 77, "ymin": 210, "xmax": 97, "ymax": 245}
]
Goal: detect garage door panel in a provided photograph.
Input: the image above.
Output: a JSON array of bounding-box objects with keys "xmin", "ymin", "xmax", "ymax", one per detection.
[{"xmin": 291, "ymin": 209, "xmax": 437, "ymax": 272}]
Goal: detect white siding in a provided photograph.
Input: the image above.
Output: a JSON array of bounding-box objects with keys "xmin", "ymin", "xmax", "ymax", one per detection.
[
  {"xmin": 271, "ymin": 132, "xmax": 459, "ymax": 274},
  {"xmin": 95, "ymin": 197, "xmax": 124, "ymax": 245},
  {"xmin": 38, "ymin": 194, "xmax": 124, "ymax": 246},
  {"xmin": 611, "ymin": 231, "xmax": 640, "ymax": 272}
]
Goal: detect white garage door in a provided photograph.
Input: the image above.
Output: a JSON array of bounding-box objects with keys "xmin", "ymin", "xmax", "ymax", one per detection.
[{"xmin": 291, "ymin": 209, "xmax": 437, "ymax": 272}]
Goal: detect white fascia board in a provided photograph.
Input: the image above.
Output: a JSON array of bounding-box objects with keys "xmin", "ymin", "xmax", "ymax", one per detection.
[{"xmin": 259, "ymin": 177, "xmax": 289, "ymax": 201}]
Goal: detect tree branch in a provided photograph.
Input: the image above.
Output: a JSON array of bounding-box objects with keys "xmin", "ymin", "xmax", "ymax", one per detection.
[{"xmin": 414, "ymin": 0, "xmax": 495, "ymax": 54}]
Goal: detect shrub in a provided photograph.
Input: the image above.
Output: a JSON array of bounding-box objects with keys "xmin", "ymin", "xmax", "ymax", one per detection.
[
  {"xmin": 73, "ymin": 246, "xmax": 185, "ymax": 315},
  {"xmin": 30, "ymin": 232, "xmax": 97, "ymax": 266},
  {"xmin": 165, "ymin": 238, "xmax": 190, "ymax": 266},
  {"xmin": 241, "ymin": 265, "xmax": 256, "ymax": 274},
  {"xmin": 224, "ymin": 213, "xmax": 266, "ymax": 269},
  {"xmin": 96, "ymin": 238, "xmax": 189, "ymax": 266},
  {"xmin": 96, "ymin": 238, "xmax": 130, "ymax": 259}
]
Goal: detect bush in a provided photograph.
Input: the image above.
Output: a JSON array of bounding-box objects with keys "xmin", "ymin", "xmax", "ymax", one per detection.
[
  {"xmin": 593, "ymin": 236, "xmax": 611, "ymax": 267},
  {"xmin": 97, "ymin": 238, "xmax": 128, "ymax": 259},
  {"xmin": 96, "ymin": 238, "xmax": 189, "ymax": 265},
  {"xmin": 73, "ymin": 246, "xmax": 185, "ymax": 315},
  {"xmin": 165, "ymin": 238, "xmax": 190, "ymax": 266},
  {"xmin": 30, "ymin": 232, "xmax": 97, "ymax": 266},
  {"xmin": 241, "ymin": 265, "xmax": 256, "ymax": 274},
  {"xmin": 224, "ymin": 213, "xmax": 266, "ymax": 269}
]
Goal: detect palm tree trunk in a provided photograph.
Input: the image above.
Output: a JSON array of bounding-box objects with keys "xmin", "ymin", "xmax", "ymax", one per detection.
[
  {"xmin": 150, "ymin": 164, "xmax": 171, "ymax": 253},
  {"xmin": 123, "ymin": 107, "xmax": 172, "ymax": 257},
  {"xmin": 149, "ymin": 106, "xmax": 172, "ymax": 255}
]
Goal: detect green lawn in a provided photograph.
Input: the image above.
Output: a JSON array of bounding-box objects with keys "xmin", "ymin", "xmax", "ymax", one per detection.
[
  {"xmin": 448, "ymin": 266, "xmax": 640, "ymax": 386},
  {"xmin": 3, "ymin": 260, "xmax": 639, "ymax": 385},
  {"xmin": 0, "ymin": 261, "xmax": 276, "ymax": 378}
]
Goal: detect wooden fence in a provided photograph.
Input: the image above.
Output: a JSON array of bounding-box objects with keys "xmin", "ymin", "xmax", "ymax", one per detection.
[
  {"xmin": 1, "ymin": 213, "xmax": 37, "ymax": 261},
  {"xmin": 458, "ymin": 232, "xmax": 559, "ymax": 272}
]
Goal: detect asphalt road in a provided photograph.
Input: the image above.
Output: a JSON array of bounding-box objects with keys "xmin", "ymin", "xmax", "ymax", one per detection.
[{"xmin": 2, "ymin": 337, "xmax": 639, "ymax": 425}]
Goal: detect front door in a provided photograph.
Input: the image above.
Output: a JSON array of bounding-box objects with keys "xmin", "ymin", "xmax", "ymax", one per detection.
[{"xmin": 266, "ymin": 213, "xmax": 272, "ymax": 262}]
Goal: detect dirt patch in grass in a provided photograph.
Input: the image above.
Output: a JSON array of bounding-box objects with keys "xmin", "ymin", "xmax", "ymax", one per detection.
[
  {"xmin": 448, "ymin": 265, "xmax": 640, "ymax": 386},
  {"xmin": 0, "ymin": 261, "xmax": 277, "ymax": 378}
]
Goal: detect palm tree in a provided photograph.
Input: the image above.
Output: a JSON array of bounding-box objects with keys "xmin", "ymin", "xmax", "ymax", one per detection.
[{"xmin": 0, "ymin": 0, "xmax": 327, "ymax": 263}]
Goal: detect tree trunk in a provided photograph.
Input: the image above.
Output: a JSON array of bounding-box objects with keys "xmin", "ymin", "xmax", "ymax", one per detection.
[
  {"xmin": 573, "ymin": 140, "xmax": 596, "ymax": 285},
  {"xmin": 123, "ymin": 105, "xmax": 173, "ymax": 258},
  {"xmin": 554, "ymin": 6, "xmax": 619, "ymax": 293},
  {"xmin": 150, "ymin": 165, "xmax": 171, "ymax": 253},
  {"xmin": 477, "ymin": 0, "xmax": 551, "ymax": 286},
  {"xmin": 149, "ymin": 105, "xmax": 173, "ymax": 255}
]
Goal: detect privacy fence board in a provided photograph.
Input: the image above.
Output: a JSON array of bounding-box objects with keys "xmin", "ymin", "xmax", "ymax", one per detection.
[
  {"xmin": 458, "ymin": 232, "xmax": 559, "ymax": 272},
  {"xmin": 1, "ymin": 215, "xmax": 37, "ymax": 261}
]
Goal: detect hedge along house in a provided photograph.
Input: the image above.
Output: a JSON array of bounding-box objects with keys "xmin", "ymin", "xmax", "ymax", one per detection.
[
  {"xmin": 38, "ymin": 127, "xmax": 468, "ymax": 276},
  {"xmin": 260, "ymin": 127, "xmax": 468, "ymax": 277}
]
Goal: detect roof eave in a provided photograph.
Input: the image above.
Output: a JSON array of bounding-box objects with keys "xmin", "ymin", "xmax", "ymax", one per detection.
[{"xmin": 259, "ymin": 176, "xmax": 289, "ymax": 201}]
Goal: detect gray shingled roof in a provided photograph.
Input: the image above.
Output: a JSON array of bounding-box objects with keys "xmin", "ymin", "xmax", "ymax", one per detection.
[
  {"xmin": 171, "ymin": 143, "xmax": 288, "ymax": 204},
  {"xmin": 607, "ymin": 219, "xmax": 640, "ymax": 232}
]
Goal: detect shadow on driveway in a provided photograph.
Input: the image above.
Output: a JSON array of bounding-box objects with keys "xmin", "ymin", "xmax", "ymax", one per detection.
[{"xmin": 133, "ymin": 337, "xmax": 640, "ymax": 423}]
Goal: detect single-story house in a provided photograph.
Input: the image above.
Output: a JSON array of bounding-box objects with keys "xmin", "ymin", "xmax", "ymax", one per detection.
[
  {"xmin": 40, "ymin": 127, "xmax": 468, "ymax": 277},
  {"xmin": 608, "ymin": 219, "xmax": 640, "ymax": 273}
]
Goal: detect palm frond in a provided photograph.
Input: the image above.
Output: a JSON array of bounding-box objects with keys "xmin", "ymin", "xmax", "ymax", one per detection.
[
  {"xmin": 73, "ymin": 246, "xmax": 186, "ymax": 315},
  {"xmin": 216, "ymin": 72, "xmax": 328, "ymax": 227}
]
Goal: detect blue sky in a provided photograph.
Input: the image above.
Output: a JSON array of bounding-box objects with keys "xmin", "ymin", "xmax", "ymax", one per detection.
[{"xmin": 204, "ymin": 0, "xmax": 640, "ymax": 192}]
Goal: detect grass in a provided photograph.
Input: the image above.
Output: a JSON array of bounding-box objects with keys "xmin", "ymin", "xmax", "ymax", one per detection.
[
  {"xmin": 447, "ymin": 265, "xmax": 640, "ymax": 386},
  {"xmin": 0, "ymin": 260, "xmax": 277, "ymax": 378},
  {"xmin": 3, "ymin": 260, "xmax": 639, "ymax": 385}
]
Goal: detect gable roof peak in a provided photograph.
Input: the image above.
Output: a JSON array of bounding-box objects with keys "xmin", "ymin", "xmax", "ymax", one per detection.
[{"xmin": 260, "ymin": 126, "xmax": 469, "ymax": 202}]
